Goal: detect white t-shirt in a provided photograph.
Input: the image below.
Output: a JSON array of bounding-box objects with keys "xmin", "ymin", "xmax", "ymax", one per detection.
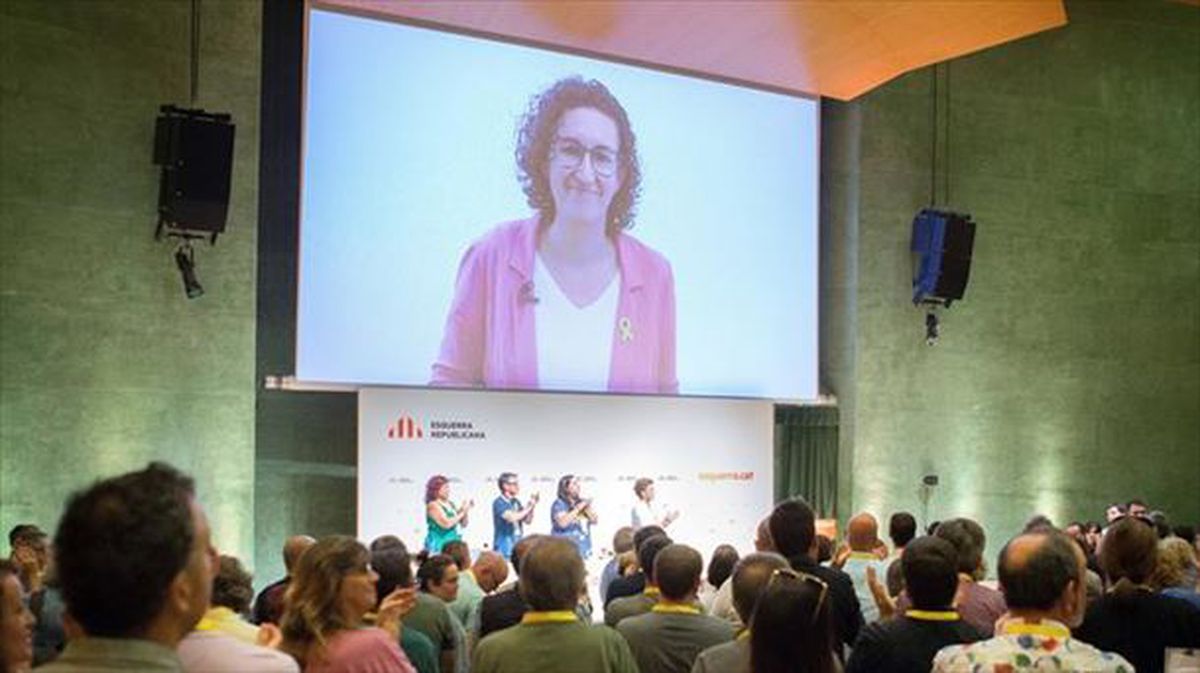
[{"xmin": 533, "ymin": 255, "xmax": 618, "ymax": 392}]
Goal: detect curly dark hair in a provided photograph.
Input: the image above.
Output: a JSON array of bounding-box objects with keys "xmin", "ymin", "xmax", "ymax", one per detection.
[
  {"xmin": 213, "ymin": 555, "xmax": 254, "ymax": 614},
  {"xmin": 53, "ymin": 462, "xmax": 196, "ymax": 637},
  {"xmin": 515, "ymin": 76, "xmax": 642, "ymax": 235}
]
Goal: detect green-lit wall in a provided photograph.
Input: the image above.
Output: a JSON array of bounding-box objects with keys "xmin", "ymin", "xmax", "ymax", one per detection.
[
  {"xmin": 0, "ymin": 0, "xmax": 261, "ymax": 561},
  {"xmin": 826, "ymin": 0, "xmax": 1200, "ymax": 560}
]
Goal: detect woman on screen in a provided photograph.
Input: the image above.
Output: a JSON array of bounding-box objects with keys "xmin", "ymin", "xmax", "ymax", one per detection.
[
  {"xmin": 423, "ymin": 475, "xmax": 473, "ymax": 553},
  {"xmin": 551, "ymin": 474, "xmax": 598, "ymax": 559},
  {"xmin": 431, "ymin": 76, "xmax": 677, "ymax": 394}
]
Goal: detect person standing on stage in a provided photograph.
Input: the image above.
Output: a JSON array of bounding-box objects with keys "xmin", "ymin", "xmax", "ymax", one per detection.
[
  {"xmin": 630, "ymin": 477, "xmax": 678, "ymax": 530},
  {"xmin": 551, "ymin": 475, "xmax": 598, "ymax": 559},
  {"xmin": 492, "ymin": 472, "xmax": 540, "ymax": 558},
  {"xmin": 425, "ymin": 475, "xmax": 474, "ymax": 553}
]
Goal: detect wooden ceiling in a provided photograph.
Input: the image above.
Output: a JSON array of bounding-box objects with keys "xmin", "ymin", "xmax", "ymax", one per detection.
[{"xmin": 315, "ymin": 0, "xmax": 1067, "ymax": 100}]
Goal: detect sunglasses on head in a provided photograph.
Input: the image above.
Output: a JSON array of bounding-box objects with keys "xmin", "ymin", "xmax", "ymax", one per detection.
[{"xmin": 768, "ymin": 567, "xmax": 829, "ymax": 624}]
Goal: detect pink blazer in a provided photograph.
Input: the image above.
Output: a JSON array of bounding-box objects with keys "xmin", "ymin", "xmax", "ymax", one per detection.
[{"xmin": 431, "ymin": 216, "xmax": 678, "ymax": 394}]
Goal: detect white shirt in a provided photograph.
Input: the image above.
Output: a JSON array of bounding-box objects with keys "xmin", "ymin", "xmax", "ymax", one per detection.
[{"xmin": 533, "ymin": 255, "xmax": 618, "ymax": 391}]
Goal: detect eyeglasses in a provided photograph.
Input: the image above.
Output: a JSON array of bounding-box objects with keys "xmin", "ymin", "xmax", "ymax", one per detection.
[
  {"xmin": 768, "ymin": 567, "xmax": 829, "ymax": 624},
  {"xmin": 550, "ymin": 137, "xmax": 619, "ymax": 178}
]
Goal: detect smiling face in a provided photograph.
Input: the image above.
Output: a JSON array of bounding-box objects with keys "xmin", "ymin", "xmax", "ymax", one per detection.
[
  {"xmin": 547, "ymin": 107, "xmax": 622, "ymax": 229},
  {"xmin": 1, "ymin": 573, "xmax": 34, "ymax": 670}
]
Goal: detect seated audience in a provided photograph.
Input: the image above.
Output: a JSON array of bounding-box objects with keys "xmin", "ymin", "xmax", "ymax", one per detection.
[
  {"xmin": 698, "ymin": 545, "xmax": 738, "ymax": 613},
  {"xmin": 691, "ymin": 552, "xmax": 788, "ymax": 673},
  {"xmin": 617, "ymin": 544, "xmax": 734, "ymax": 673},
  {"xmin": 885, "ymin": 512, "xmax": 917, "ymax": 598},
  {"xmin": 895, "ymin": 518, "xmax": 1006, "ymax": 636},
  {"xmin": 769, "ymin": 498, "xmax": 863, "ymax": 656},
  {"xmin": 370, "ymin": 536, "xmax": 441, "ymax": 673},
  {"xmin": 933, "ymin": 530, "xmax": 1132, "ymax": 672},
  {"xmin": 478, "ymin": 535, "xmax": 544, "ymax": 640},
  {"xmin": 408, "ymin": 553, "xmax": 465, "ymax": 673},
  {"xmin": 254, "ymin": 535, "xmax": 316, "ymax": 626},
  {"xmin": 837, "ymin": 512, "xmax": 888, "ymax": 623},
  {"xmin": 709, "ymin": 517, "xmax": 775, "ymax": 626},
  {"xmin": 472, "ymin": 537, "xmax": 637, "ymax": 673},
  {"xmin": 749, "ymin": 566, "xmax": 840, "ymax": 673},
  {"xmin": 846, "ymin": 536, "xmax": 982, "ymax": 673},
  {"xmin": 605, "ymin": 534, "xmax": 672, "ymax": 627},
  {"xmin": 1, "ymin": 559, "xmax": 35, "ymax": 673},
  {"xmin": 1076, "ymin": 516, "xmax": 1200, "ymax": 672},
  {"xmin": 605, "ymin": 525, "xmax": 666, "ymax": 605},
  {"xmin": 600, "ymin": 527, "xmax": 636, "ymax": 603},
  {"xmin": 448, "ymin": 551, "xmax": 507, "ymax": 627},
  {"xmin": 280, "ymin": 535, "xmax": 416, "ymax": 673},
  {"xmin": 40, "ymin": 462, "xmax": 213, "ymax": 672}
]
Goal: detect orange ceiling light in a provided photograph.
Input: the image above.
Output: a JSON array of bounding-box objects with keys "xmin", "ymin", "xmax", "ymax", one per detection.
[{"xmin": 313, "ymin": 0, "xmax": 1067, "ymax": 100}]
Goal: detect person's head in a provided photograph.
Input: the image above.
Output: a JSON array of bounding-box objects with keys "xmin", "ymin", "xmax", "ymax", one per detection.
[
  {"xmin": 519, "ymin": 537, "xmax": 584, "ymax": 611},
  {"xmin": 1063, "ymin": 521, "xmax": 1085, "ymax": 540},
  {"xmin": 730, "ymin": 552, "xmax": 789, "ymax": 624},
  {"xmin": 934, "ymin": 518, "xmax": 987, "ymax": 578},
  {"xmin": 370, "ymin": 537, "xmax": 413, "ymax": 603},
  {"xmin": 511, "ymin": 534, "xmax": 545, "ymax": 578},
  {"xmin": 638, "ymin": 535, "xmax": 673, "ymax": 585},
  {"xmin": 754, "ymin": 516, "xmax": 776, "ymax": 552},
  {"xmin": 847, "ymin": 513, "xmax": 879, "ymax": 553},
  {"xmin": 212, "ymin": 555, "xmax": 254, "ymax": 614},
  {"xmin": 497, "ymin": 472, "xmax": 519, "ymax": 498},
  {"xmin": 1148, "ymin": 510, "xmax": 1171, "ymax": 539},
  {"xmin": 516, "ymin": 76, "xmax": 641, "ymax": 235},
  {"xmin": 6, "ymin": 525, "xmax": 47, "ymax": 567},
  {"xmin": 1099, "ymin": 515, "xmax": 1159, "ymax": 586},
  {"xmin": 1023, "ymin": 514, "xmax": 1054, "ymax": 533},
  {"xmin": 815, "ymin": 536, "xmax": 833, "ymax": 564},
  {"xmin": 902, "ymin": 536, "xmax": 959, "ymax": 611},
  {"xmin": 888, "ymin": 512, "xmax": 917, "ymax": 550},
  {"xmin": 612, "ymin": 526, "xmax": 635, "ymax": 555},
  {"xmin": 0, "ymin": 559, "xmax": 35, "ymax": 672},
  {"xmin": 281, "ymin": 536, "xmax": 377, "ymax": 657},
  {"xmin": 633, "ymin": 478, "xmax": 655, "ymax": 503},
  {"xmin": 53, "ymin": 462, "xmax": 213, "ymax": 643},
  {"xmin": 998, "ymin": 531, "xmax": 1087, "ymax": 627},
  {"xmin": 617, "ymin": 551, "xmax": 638, "ymax": 576},
  {"xmin": 417, "ymin": 554, "xmax": 460, "ymax": 602},
  {"xmin": 926, "ymin": 520, "xmax": 941, "ymax": 536},
  {"xmin": 654, "ymin": 544, "xmax": 703, "ymax": 602},
  {"xmin": 1126, "ymin": 499, "xmax": 1148, "ymax": 518},
  {"xmin": 557, "ymin": 475, "xmax": 580, "ymax": 503},
  {"xmin": 769, "ymin": 498, "xmax": 816, "ymax": 561},
  {"xmin": 1151, "ymin": 536, "xmax": 1198, "ymax": 591},
  {"xmin": 425, "ymin": 475, "xmax": 450, "ymax": 504},
  {"xmin": 283, "ymin": 535, "xmax": 316, "ymax": 575},
  {"xmin": 442, "ymin": 540, "xmax": 470, "ymax": 571},
  {"xmin": 632, "ymin": 525, "xmax": 666, "ymax": 555},
  {"xmin": 1105, "ymin": 502, "xmax": 1127, "ymax": 523},
  {"xmin": 750, "ymin": 568, "xmax": 836, "ymax": 673},
  {"xmin": 472, "ymin": 551, "xmax": 510, "ymax": 593},
  {"xmin": 706, "ymin": 544, "xmax": 739, "ymax": 589}
]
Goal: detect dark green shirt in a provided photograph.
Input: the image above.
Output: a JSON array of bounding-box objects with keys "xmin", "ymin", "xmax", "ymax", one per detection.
[{"xmin": 401, "ymin": 626, "xmax": 441, "ymax": 673}]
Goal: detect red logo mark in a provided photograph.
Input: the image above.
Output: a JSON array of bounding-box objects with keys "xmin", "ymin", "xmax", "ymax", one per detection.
[{"xmin": 387, "ymin": 415, "xmax": 424, "ymax": 440}]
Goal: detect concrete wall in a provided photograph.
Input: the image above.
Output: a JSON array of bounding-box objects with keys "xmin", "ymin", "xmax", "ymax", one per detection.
[{"xmin": 0, "ymin": 0, "xmax": 261, "ymax": 562}]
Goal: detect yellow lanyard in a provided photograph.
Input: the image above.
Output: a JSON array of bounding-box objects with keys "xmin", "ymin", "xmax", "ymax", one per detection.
[
  {"xmin": 737, "ymin": 629, "xmax": 751, "ymax": 641},
  {"xmin": 848, "ymin": 552, "xmax": 878, "ymax": 561},
  {"xmin": 521, "ymin": 611, "xmax": 578, "ymax": 625},
  {"xmin": 651, "ymin": 603, "xmax": 701, "ymax": 615},
  {"xmin": 1000, "ymin": 620, "xmax": 1070, "ymax": 639},
  {"xmin": 905, "ymin": 609, "xmax": 960, "ymax": 622},
  {"xmin": 643, "ymin": 586, "xmax": 661, "ymax": 597}
]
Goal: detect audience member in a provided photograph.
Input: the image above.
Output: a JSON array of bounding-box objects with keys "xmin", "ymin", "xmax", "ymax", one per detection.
[
  {"xmin": 442, "ymin": 541, "xmax": 471, "ymax": 572},
  {"xmin": 846, "ymin": 536, "xmax": 982, "ymax": 673},
  {"xmin": 40, "ymin": 462, "xmax": 215, "ymax": 672},
  {"xmin": 6, "ymin": 525, "xmax": 48, "ymax": 595},
  {"xmin": 749, "ymin": 567, "xmax": 839, "ymax": 673},
  {"xmin": 448, "ymin": 551, "xmax": 506, "ymax": 626},
  {"xmin": 411, "ymin": 554, "xmax": 465, "ymax": 673},
  {"xmin": 838, "ymin": 512, "xmax": 888, "ymax": 623},
  {"xmin": 896, "ymin": 518, "xmax": 1006, "ymax": 636},
  {"xmin": 478, "ymin": 535, "xmax": 544, "ymax": 639},
  {"xmin": 600, "ymin": 527, "xmax": 636, "ymax": 603},
  {"xmin": 885, "ymin": 512, "xmax": 917, "ymax": 598},
  {"xmin": 815, "ymin": 535, "xmax": 834, "ymax": 564},
  {"xmin": 473, "ymin": 537, "xmax": 637, "ymax": 673},
  {"xmin": 419, "ymin": 555, "xmax": 461, "ymax": 605},
  {"xmin": 253, "ymin": 535, "xmax": 315, "ymax": 625},
  {"xmin": 1076, "ymin": 516, "xmax": 1200, "ymax": 672},
  {"xmin": 709, "ymin": 517, "xmax": 775, "ymax": 626},
  {"xmin": 1153, "ymin": 536, "xmax": 1200, "ymax": 610},
  {"xmin": 279, "ymin": 535, "xmax": 416, "ymax": 673},
  {"xmin": 370, "ymin": 537, "xmax": 441, "ymax": 673},
  {"xmin": 1104, "ymin": 502, "xmax": 1127, "ymax": 524},
  {"xmin": 617, "ymin": 544, "xmax": 734, "ymax": 673},
  {"xmin": 1, "ymin": 559, "xmax": 35, "ymax": 673},
  {"xmin": 1126, "ymin": 499, "xmax": 1149, "ymax": 519},
  {"xmin": 698, "ymin": 545, "xmax": 738, "ymax": 613},
  {"xmin": 605, "ymin": 525, "xmax": 666, "ymax": 605},
  {"xmin": 26, "ymin": 545, "xmax": 65, "ymax": 666},
  {"xmin": 690, "ymin": 552, "xmax": 788, "ymax": 673},
  {"xmin": 605, "ymin": 534, "xmax": 672, "ymax": 627},
  {"xmin": 932, "ymin": 530, "xmax": 1132, "ymax": 672},
  {"xmin": 197, "ymin": 555, "xmax": 262, "ymax": 643},
  {"xmin": 769, "ymin": 498, "xmax": 863, "ymax": 655}
]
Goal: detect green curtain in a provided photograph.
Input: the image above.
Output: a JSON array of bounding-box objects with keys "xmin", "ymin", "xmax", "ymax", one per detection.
[{"xmin": 774, "ymin": 405, "xmax": 839, "ymax": 518}]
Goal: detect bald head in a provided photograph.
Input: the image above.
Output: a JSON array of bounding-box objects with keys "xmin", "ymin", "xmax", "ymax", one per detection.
[
  {"xmin": 731, "ymin": 552, "xmax": 789, "ymax": 624},
  {"xmin": 283, "ymin": 535, "xmax": 316, "ymax": 574},
  {"xmin": 848, "ymin": 513, "xmax": 879, "ymax": 552},
  {"xmin": 472, "ymin": 550, "xmax": 509, "ymax": 592}
]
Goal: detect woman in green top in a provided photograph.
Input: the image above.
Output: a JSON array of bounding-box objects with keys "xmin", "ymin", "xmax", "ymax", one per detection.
[{"xmin": 424, "ymin": 475, "xmax": 473, "ymax": 553}]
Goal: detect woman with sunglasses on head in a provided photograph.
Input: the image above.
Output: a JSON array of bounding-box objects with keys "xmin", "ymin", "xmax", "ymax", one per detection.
[
  {"xmin": 750, "ymin": 569, "xmax": 841, "ymax": 673},
  {"xmin": 431, "ymin": 76, "xmax": 677, "ymax": 395}
]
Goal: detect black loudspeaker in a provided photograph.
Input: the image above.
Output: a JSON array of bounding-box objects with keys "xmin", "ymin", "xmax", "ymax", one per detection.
[
  {"xmin": 154, "ymin": 106, "xmax": 235, "ymax": 239},
  {"xmin": 911, "ymin": 209, "xmax": 976, "ymax": 305}
]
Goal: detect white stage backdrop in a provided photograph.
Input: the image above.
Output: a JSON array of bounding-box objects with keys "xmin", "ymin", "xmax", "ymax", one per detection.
[{"xmin": 359, "ymin": 387, "xmax": 774, "ymax": 571}]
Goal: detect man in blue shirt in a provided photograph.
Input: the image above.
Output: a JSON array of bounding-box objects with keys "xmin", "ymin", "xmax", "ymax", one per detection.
[{"xmin": 492, "ymin": 472, "xmax": 539, "ymax": 558}]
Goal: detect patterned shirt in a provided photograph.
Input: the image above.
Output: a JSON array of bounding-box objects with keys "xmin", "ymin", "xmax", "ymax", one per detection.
[{"xmin": 932, "ymin": 617, "xmax": 1134, "ymax": 673}]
